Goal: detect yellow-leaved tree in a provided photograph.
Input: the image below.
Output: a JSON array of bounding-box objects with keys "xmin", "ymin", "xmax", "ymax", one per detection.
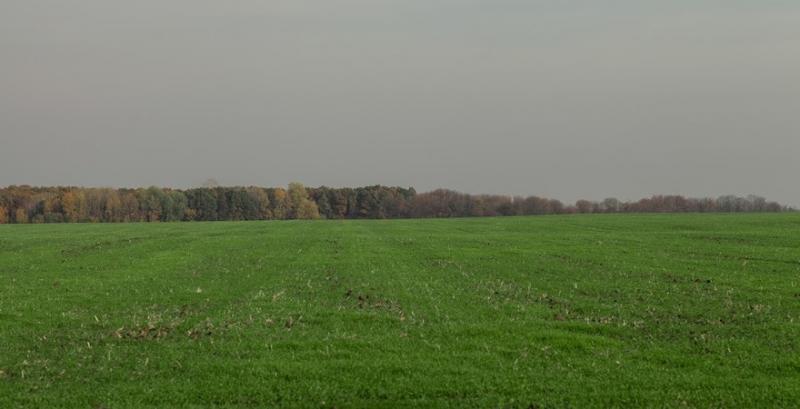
[{"xmin": 288, "ymin": 182, "xmax": 320, "ymax": 220}]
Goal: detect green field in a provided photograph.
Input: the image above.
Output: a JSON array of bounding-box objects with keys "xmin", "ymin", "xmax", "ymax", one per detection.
[{"xmin": 1, "ymin": 214, "xmax": 799, "ymax": 408}]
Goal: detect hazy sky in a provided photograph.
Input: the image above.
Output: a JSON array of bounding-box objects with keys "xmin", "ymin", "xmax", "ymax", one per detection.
[{"xmin": 2, "ymin": 1, "xmax": 798, "ymax": 205}]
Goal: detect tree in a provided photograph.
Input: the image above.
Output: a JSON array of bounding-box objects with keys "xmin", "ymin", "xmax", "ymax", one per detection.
[
  {"xmin": 215, "ymin": 187, "xmax": 231, "ymax": 220},
  {"xmin": 548, "ymin": 199, "xmax": 565, "ymax": 214},
  {"xmin": 138, "ymin": 187, "xmax": 165, "ymax": 222},
  {"xmin": 0, "ymin": 185, "xmax": 791, "ymax": 223},
  {"xmin": 575, "ymin": 200, "xmax": 594, "ymax": 213},
  {"xmin": 186, "ymin": 188, "xmax": 218, "ymax": 221},
  {"xmin": 62, "ymin": 190, "xmax": 87, "ymax": 222},
  {"xmin": 287, "ymin": 182, "xmax": 320, "ymax": 219},
  {"xmin": 311, "ymin": 187, "xmax": 333, "ymax": 219},
  {"xmin": 287, "ymin": 182, "xmax": 307, "ymax": 216},
  {"xmin": 99, "ymin": 188, "xmax": 123, "ymax": 222},
  {"xmin": 296, "ymin": 200, "xmax": 321, "ymax": 219},
  {"xmin": 85, "ymin": 189, "xmax": 108, "ymax": 222},
  {"xmin": 356, "ymin": 187, "xmax": 380, "ymax": 218},
  {"xmin": 14, "ymin": 208, "xmax": 28, "ymax": 224},
  {"xmin": 602, "ymin": 198, "xmax": 620, "ymax": 213},
  {"xmin": 329, "ymin": 188, "xmax": 351, "ymax": 218},
  {"xmin": 120, "ymin": 190, "xmax": 142, "ymax": 222},
  {"xmin": 521, "ymin": 196, "xmax": 551, "ymax": 215},
  {"xmin": 246, "ymin": 187, "xmax": 271, "ymax": 219},
  {"xmin": 162, "ymin": 190, "xmax": 187, "ymax": 221},
  {"xmin": 270, "ymin": 188, "xmax": 290, "ymax": 219},
  {"xmin": 41, "ymin": 192, "xmax": 63, "ymax": 222}
]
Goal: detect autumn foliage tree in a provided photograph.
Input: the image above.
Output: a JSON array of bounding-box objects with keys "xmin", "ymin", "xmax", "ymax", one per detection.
[
  {"xmin": 288, "ymin": 182, "xmax": 320, "ymax": 219},
  {"xmin": 270, "ymin": 188, "xmax": 290, "ymax": 220},
  {"xmin": 0, "ymin": 184, "xmax": 790, "ymax": 224}
]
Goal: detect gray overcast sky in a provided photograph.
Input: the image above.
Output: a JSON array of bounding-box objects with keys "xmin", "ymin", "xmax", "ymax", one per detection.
[{"xmin": 1, "ymin": 1, "xmax": 798, "ymax": 205}]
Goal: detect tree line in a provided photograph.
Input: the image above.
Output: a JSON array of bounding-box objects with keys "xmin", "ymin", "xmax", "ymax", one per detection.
[{"xmin": 0, "ymin": 183, "xmax": 790, "ymax": 224}]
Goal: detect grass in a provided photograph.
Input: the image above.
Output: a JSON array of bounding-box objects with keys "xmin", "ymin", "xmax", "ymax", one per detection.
[{"xmin": 1, "ymin": 214, "xmax": 799, "ymax": 408}]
